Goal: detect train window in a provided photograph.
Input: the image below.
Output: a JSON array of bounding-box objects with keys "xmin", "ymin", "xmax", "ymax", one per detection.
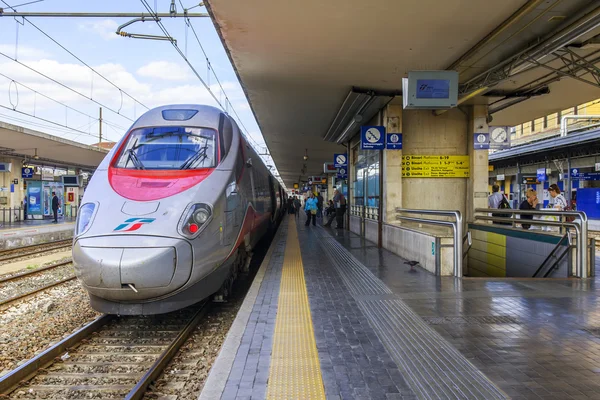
[{"xmin": 114, "ymin": 126, "xmax": 218, "ymax": 170}]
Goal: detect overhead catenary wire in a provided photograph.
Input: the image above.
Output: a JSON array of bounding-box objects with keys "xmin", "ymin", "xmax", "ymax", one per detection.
[
  {"xmin": 1, "ymin": 0, "xmax": 150, "ymax": 113},
  {"xmin": 0, "ymin": 71, "xmax": 127, "ymax": 132},
  {"xmin": 0, "ymin": 51, "xmax": 137, "ymax": 123},
  {"xmin": 0, "ymin": 104, "xmax": 119, "ymax": 141},
  {"xmin": 138, "ymin": 0, "xmax": 274, "ymax": 163}
]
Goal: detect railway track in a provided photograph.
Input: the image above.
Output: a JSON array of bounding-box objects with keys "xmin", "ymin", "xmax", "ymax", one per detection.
[
  {"xmin": 0, "ymin": 240, "xmax": 72, "ymax": 263},
  {"xmin": 0, "ymin": 260, "xmax": 75, "ymax": 308},
  {"xmin": 0, "ymin": 302, "xmax": 210, "ymax": 399}
]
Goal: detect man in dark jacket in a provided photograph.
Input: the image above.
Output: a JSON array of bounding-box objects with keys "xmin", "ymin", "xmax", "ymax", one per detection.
[{"xmin": 51, "ymin": 192, "xmax": 59, "ymax": 223}]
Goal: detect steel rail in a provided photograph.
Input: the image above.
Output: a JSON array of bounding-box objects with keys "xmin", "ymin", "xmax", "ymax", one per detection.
[
  {"xmin": 0, "ymin": 243, "xmax": 72, "ymax": 263},
  {"xmin": 0, "ymin": 259, "xmax": 72, "ymax": 284},
  {"xmin": 0, "ymin": 239, "xmax": 71, "ymax": 256},
  {"xmin": 0, "ymin": 314, "xmax": 114, "ymax": 395},
  {"xmin": 0, "ymin": 274, "xmax": 76, "ymax": 307},
  {"xmin": 125, "ymin": 301, "xmax": 211, "ymax": 400}
]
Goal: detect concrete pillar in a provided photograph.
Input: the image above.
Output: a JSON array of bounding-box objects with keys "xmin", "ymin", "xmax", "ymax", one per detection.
[
  {"xmin": 467, "ymin": 105, "xmax": 490, "ymax": 222},
  {"xmin": 383, "ymin": 104, "xmax": 403, "ymax": 223},
  {"xmin": 401, "ymin": 108, "xmax": 468, "ymax": 216}
]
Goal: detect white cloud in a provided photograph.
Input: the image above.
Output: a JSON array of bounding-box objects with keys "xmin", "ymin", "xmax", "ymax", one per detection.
[
  {"xmin": 0, "ymin": 44, "xmax": 51, "ymax": 60},
  {"xmin": 78, "ymin": 19, "xmax": 119, "ymax": 41},
  {"xmin": 137, "ymin": 61, "xmax": 191, "ymax": 81}
]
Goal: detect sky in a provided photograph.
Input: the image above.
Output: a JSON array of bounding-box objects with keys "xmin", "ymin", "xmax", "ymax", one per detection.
[{"xmin": 0, "ymin": 0, "xmax": 280, "ymax": 180}]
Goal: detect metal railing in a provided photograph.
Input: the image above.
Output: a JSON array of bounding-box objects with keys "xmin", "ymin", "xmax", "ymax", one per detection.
[
  {"xmin": 474, "ymin": 208, "xmax": 589, "ymax": 278},
  {"xmin": 395, "ymin": 208, "xmax": 463, "ymax": 277},
  {"xmin": 0, "ymin": 206, "xmax": 78, "ymax": 225}
]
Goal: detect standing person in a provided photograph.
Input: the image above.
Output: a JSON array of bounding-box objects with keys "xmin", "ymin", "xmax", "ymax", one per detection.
[
  {"xmin": 519, "ymin": 189, "xmax": 538, "ymax": 230},
  {"xmin": 304, "ymin": 192, "xmax": 318, "ymax": 227},
  {"xmin": 317, "ymin": 193, "xmax": 324, "ymax": 218},
  {"xmin": 548, "ymin": 184, "xmax": 568, "ymax": 210},
  {"xmin": 489, "ymin": 184, "xmax": 510, "ymax": 225},
  {"xmin": 488, "ymin": 184, "xmax": 504, "ymax": 209},
  {"xmin": 23, "ymin": 196, "xmax": 27, "ymax": 221},
  {"xmin": 51, "ymin": 191, "xmax": 59, "ymax": 223},
  {"xmin": 293, "ymin": 196, "xmax": 301, "ymax": 219},
  {"xmin": 333, "ymin": 188, "xmax": 347, "ymax": 229}
]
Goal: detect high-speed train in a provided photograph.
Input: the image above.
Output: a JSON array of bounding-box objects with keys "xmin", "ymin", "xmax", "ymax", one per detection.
[{"xmin": 73, "ymin": 105, "xmax": 285, "ymax": 315}]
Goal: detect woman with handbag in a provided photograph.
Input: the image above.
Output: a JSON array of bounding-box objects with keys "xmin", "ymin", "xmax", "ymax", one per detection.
[{"xmin": 304, "ymin": 192, "xmax": 318, "ymax": 227}]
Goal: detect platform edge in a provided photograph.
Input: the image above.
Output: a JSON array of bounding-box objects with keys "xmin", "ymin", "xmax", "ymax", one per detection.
[{"xmin": 197, "ymin": 224, "xmax": 282, "ymax": 400}]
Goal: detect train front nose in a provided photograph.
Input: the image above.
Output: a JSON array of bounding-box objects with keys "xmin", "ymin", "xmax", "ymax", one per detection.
[{"xmin": 73, "ymin": 236, "xmax": 193, "ymax": 301}]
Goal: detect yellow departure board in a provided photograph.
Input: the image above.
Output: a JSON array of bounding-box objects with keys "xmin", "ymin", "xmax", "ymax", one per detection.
[{"xmin": 401, "ymin": 155, "xmax": 470, "ymax": 178}]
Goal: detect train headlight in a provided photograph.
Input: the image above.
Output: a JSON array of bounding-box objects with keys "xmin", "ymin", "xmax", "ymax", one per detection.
[
  {"xmin": 193, "ymin": 208, "xmax": 210, "ymax": 224},
  {"xmin": 76, "ymin": 203, "xmax": 97, "ymax": 236},
  {"xmin": 179, "ymin": 203, "xmax": 212, "ymax": 238}
]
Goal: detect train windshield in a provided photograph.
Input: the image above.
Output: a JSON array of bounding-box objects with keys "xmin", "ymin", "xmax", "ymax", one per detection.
[{"xmin": 114, "ymin": 126, "xmax": 218, "ymax": 170}]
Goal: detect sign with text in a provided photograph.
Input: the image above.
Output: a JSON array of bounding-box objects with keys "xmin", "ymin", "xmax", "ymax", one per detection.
[
  {"xmin": 401, "ymin": 155, "xmax": 470, "ymax": 178},
  {"xmin": 570, "ymin": 168, "xmax": 600, "ymax": 181},
  {"xmin": 473, "ymin": 133, "xmax": 489, "ymax": 150},
  {"xmin": 386, "ymin": 133, "xmax": 402, "ymax": 150},
  {"xmin": 337, "ymin": 167, "xmax": 348, "ymax": 179},
  {"xmin": 416, "ymin": 79, "xmax": 450, "ymax": 99},
  {"xmin": 360, "ymin": 126, "xmax": 385, "ymax": 150},
  {"xmin": 333, "ymin": 154, "xmax": 347, "ymax": 168}
]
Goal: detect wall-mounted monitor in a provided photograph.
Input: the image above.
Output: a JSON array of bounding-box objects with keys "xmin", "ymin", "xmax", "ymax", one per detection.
[
  {"xmin": 62, "ymin": 175, "xmax": 82, "ymax": 187},
  {"xmin": 402, "ymin": 71, "xmax": 459, "ymax": 110}
]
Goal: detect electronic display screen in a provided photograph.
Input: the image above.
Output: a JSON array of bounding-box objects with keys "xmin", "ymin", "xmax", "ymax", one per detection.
[{"xmin": 416, "ymin": 79, "xmax": 450, "ymax": 99}]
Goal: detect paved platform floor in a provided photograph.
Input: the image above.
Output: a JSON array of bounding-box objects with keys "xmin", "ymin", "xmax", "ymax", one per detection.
[
  {"xmin": 202, "ymin": 216, "xmax": 600, "ymax": 400},
  {"xmin": 0, "ymin": 218, "xmax": 73, "ymax": 230}
]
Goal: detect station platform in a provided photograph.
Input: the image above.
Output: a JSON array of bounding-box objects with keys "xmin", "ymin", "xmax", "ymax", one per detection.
[
  {"xmin": 0, "ymin": 220, "xmax": 74, "ymax": 249},
  {"xmin": 201, "ymin": 216, "xmax": 600, "ymax": 400}
]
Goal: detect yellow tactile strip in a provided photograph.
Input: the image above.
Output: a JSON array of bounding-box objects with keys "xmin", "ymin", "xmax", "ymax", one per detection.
[{"xmin": 266, "ymin": 219, "xmax": 326, "ymax": 400}]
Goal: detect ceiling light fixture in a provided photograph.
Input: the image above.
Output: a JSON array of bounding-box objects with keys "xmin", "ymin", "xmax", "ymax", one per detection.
[
  {"xmin": 33, "ymin": 148, "xmax": 39, "ymax": 160},
  {"xmin": 303, "ymin": 149, "xmax": 309, "ymax": 161}
]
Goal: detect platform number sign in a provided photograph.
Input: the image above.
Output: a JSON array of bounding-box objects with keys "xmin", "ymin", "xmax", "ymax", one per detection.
[
  {"xmin": 334, "ymin": 153, "xmax": 347, "ymax": 168},
  {"xmin": 386, "ymin": 133, "xmax": 402, "ymax": 150},
  {"xmin": 361, "ymin": 126, "xmax": 385, "ymax": 150}
]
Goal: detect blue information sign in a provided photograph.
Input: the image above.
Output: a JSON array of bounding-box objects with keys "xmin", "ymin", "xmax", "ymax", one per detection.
[
  {"xmin": 416, "ymin": 79, "xmax": 450, "ymax": 99},
  {"xmin": 570, "ymin": 168, "xmax": 600, "ymax": 181},
  {"xmin": 27, "ymin": 183, "xmax": 42, "ymax": 215},
  {"xmin": 537, "ymin": 168, "xmax": 547, "ymax": 182},
  {"xmin": 360, "ymin": 126, "xmax": 385, "ymax": 150},
  {"xmin": 21, "ymin": 167, "xmax": 33, "ymax": 179},
  {"xmin": 336, "ymin": 167, "xmax": 348, "ymax": 179},
  {"xmin": 473, "ymin": 133, "xmax": 489, "ymax": 150},
  {"xmin": 386, "ymin": 133, "xmax": 402, "ymax": 150},
  {"xmin": 334, "ymin": 153, "xmax": 347, "ymax": 168}
]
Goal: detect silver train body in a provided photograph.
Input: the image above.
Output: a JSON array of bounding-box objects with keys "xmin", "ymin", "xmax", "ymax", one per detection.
[{"xmin": 73, "ymin": 105, "xmax": 284, "ymax": 315}]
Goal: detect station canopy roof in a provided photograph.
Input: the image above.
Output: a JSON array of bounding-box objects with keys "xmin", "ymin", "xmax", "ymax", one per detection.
[
  {"xmin": 206, "ymin": 0, "xmax": 600, "ymax": 187},
  {"xmin": 0, "ymin": 121, "xmax": 109, "ymax": 171}
]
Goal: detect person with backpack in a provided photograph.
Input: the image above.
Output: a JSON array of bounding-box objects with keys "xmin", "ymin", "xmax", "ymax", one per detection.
[{"xmin": 489, "ymin": 184, "xmax": 511, "ymax": 225}]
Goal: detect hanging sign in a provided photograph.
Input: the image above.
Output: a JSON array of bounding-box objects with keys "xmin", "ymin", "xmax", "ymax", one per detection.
[
  {"xmin": 337, "ymin": 167, "xmax": 348, "ymax": 179},
  {"xmin": 473, "ymin": 133, "xmax": 490, "ymax": 150},
  {"xmin": 489, "ymin": 126, "xmax": 510, "ymax": 149},
  {"xmin": 360, "ymin": 126, "xmax": 385, "ymax": 150},
  {"xmin": 386, "ymin": 133, "xmax": 402, "ymax": 150},
  {"xmin": 21, "ymin": 167, "xmax": 33, "ymax": 179},
  {"xmin": 334, "ymin": 154, "xmax": 347, "ymax": 168},
  {"xmin": 571, "ymin": 168, "xmax": 600, "ymax": 181},
  {"xmin": 401, "ymin": 155, "xmax": 470, "ymax": 178},
  {"xmin": 536, "ymin": 168, "xmax": 547, "ymax": 182}
]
